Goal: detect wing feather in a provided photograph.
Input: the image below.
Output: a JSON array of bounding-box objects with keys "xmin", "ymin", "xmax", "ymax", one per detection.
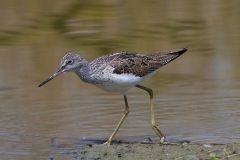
[{"xmin": 90, "ymin": 48, "xmax": 187, "ymax": 77}]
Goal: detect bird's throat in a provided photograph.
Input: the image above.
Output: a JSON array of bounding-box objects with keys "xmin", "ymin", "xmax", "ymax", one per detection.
[{"xmin": 74, "ymin": 63, "xmax": 93, "ymax": 83}]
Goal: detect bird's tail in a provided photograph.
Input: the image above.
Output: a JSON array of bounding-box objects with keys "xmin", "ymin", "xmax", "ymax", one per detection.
[{"xmin": 156, "ymin": 48, "xmax": 187, "ymax": 66}]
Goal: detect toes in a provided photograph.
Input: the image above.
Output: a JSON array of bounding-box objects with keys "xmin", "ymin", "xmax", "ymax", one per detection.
[{"xmin": 102, "ymin": 141, "xmax": 112, "ymax": 146}]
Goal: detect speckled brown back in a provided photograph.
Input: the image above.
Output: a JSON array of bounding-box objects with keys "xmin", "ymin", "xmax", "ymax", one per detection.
[{"xmin": 110, "ymin": 48, "xmax": 187, "ymax": 77}]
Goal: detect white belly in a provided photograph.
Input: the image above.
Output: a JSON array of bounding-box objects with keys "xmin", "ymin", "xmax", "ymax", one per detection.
[
  {"xmin": 95, "ymin": 73, "xmax": 143, "ymax": 93},
  {"xmin": 87, "ymin": 65, "xmax": 158, "ymax": 94}
]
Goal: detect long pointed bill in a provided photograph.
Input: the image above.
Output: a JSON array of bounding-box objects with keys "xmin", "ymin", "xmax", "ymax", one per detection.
[{"xmin": 38, "ymin": 68, "xmax": 64, "ymax": 87}]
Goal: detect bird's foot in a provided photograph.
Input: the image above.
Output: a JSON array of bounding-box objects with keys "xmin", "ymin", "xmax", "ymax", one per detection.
[
  {"xmin": 102, "ymin": 140, "xmax": 112, "ymax": 146},
  {"xmin": 159, "ymin": 136, "xmax": 168, "ymax": 144}
]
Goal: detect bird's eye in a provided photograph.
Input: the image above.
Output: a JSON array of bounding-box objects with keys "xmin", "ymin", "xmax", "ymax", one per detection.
[{"xmin": 66, "ymin": 60, "xmax": 73, "ymax": 65}]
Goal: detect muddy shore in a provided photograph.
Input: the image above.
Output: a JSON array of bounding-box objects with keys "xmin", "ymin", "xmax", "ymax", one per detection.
[
  {"xmin": 78, "ymin": 143, "xmax": 239, "ymax": 160},
  {"xmin": 51, "ymin": 139, "xmax": 240, "ymax": 160}
]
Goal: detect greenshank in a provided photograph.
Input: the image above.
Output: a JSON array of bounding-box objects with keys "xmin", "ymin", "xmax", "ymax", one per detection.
[{"xmin": 38, "ymin": 48, "xmax": 187, "ymax": 145}]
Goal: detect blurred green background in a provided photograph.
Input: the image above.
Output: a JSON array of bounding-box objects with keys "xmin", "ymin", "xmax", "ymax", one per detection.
[{"xmin": 0, "ymin": 0, "xmax": 240, "ymax": 159}]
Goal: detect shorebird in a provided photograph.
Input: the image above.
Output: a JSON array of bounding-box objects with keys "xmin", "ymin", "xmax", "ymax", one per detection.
[{"xmin": 38, "ymin": 48, "xmax": 187, "ymax": 145}]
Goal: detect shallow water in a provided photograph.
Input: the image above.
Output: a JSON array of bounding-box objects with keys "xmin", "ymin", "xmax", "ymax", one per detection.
[{"xmin": 0, "ymin": 0, "xmax": 240, "ymax": 159}]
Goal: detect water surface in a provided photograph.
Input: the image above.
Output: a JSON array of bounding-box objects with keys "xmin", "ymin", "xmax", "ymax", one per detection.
[{"xmin": 0, "ymin": 0, "xmax": 240, "ymax": 159}]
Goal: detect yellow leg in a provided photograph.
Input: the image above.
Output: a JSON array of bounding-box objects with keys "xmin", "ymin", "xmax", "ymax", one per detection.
[
  {"xmin": 104, "ymin": 95, "xmax": 129, "ymax": 145},
  {"xmin": 136, "ymin": 85, "xmax": 165, "ymax": 143}
]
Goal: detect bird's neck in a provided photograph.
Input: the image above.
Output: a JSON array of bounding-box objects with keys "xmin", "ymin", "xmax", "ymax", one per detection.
[{"xmin": 73, "ymin": 61, "xmax": 93, "ymax": 83}]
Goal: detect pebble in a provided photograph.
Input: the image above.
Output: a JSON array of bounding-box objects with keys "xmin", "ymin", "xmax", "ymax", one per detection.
[{"xmin": 203, "ymin": 144, "xmax": 212, "ymax": 148}]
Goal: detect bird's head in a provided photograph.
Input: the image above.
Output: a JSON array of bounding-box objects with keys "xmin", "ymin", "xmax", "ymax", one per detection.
[{"xmin": 38, "ymin": 52, "xmax": 86, "ymax": 87}]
